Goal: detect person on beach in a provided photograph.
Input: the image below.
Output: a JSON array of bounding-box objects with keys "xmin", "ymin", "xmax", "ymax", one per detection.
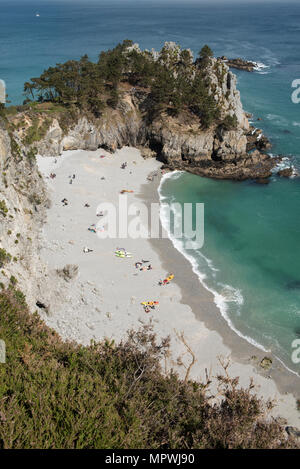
[{"xmin": 83, "ymin": 247, "xmax": 93, "ymax": 253}]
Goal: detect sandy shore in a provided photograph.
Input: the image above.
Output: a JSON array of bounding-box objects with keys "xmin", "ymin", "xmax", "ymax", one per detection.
[{"xmin": 37, "ymin": 147, "xmax": 300, "ymax": 427}]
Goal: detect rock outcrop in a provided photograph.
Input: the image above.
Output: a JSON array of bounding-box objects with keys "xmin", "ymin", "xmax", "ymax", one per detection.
[
  {"xmin": 219, "ymin": 57, "xmax": 257, "ymax": 72},
  {"xmin": 8, "ymin": 55, "xmax": 278, "ymax": 182}
]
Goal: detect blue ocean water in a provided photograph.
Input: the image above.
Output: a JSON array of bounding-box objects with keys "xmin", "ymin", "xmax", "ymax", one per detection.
[{"xmin": 1, "ymin": 0, "xmax": 300, "ymax": 373}]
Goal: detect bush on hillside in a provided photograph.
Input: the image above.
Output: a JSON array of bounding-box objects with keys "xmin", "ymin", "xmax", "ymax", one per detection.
[{"xmin": 0, "ymin": 288, "xmax": 297, "ymax": 449}]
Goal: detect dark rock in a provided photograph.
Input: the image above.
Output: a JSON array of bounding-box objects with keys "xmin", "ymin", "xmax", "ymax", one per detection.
[
  {"xmin": 260, "ymin": 357, "xmax": 272, "ymax": 369},
  {"xmin": 286, "ymin": 426, "xmax": 300, "ymax": 438},
  {"xmin": 221, "ymin": 57, "xmax": 256, "ymax": 72},
  {"xmin": 255, "ymin": 178, "xmax": 270, "ymax": 185},
  {"xmin": 277, "ymin": 168, "xmax": 293, "ymax": 178}
]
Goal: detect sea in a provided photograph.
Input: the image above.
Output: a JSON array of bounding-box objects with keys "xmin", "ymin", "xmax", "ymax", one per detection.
[{"xmin": 1, "ymin": 0, "xmax": 300, "ymax": 374}]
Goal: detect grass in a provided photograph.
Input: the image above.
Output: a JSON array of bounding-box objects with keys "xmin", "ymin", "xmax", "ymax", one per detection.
[
  {"xmin": 0, "ymin": 200, "xmax": 8, "ymax": 217},
  {"xmin": 22, "ymin": 117, "xmax": 52, "ymax": 146},
  {"xmin": 0, "ymin": 288, "xmax": 298, "ymax": 449}
]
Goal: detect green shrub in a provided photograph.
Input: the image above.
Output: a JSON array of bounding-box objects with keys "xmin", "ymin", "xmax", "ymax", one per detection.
[
  {"xmin": 221, "ymin": 114, "xmax": 238, "ymax": 131},
  {"xmin": 0, "ymin": 248, "xmax": 11, "ymax": 268},
  {"xmin": 0, "ymin": 288, "xmax": 297, "ymax": 449},
  {"xmin": 0, "ymin": 200, "xmax": 8, "ymax": 217}
]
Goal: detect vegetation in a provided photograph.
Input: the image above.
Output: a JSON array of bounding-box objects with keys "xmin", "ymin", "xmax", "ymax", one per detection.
[
  {"xmin": 220, "ymin": 114, "xmax": 238, "ymax": 131},
  {"xmin": 0, "ymin": 249, "xmax": 11, "ymax": 268},
  {"xmin": 23, "ymin": 40, "xmax": 223, "ymax": 128},
  {"xmin": 199, "ymin": 45, "xmax": 214, "ymax": 60},
  {"xmin": 0, "ymin": 288, "xmax": 297, "ymax": 449},
  {"xmin": 22, "ymin": 117, "xmax": 52, "ymax": 146},
  {"xmin": 0, "ymin": 200, "xmax": 8, "ymax": 217}
]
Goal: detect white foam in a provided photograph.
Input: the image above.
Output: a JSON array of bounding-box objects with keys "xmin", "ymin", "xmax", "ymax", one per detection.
[
  {"xmin": 158, "ymin": 172, "xmax": 269, "ymax": 353},
  {"xmin": 253, "ymin": 61, "xmax": 270, "ymax": 74},
  {"xmin": 272, "ymin": 156, "xmax": 297, "ymax": 178}
]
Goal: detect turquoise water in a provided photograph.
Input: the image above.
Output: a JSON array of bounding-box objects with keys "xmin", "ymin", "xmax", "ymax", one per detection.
[{"xmin": 1, "ymin": 1, "xmax": 300, "ymax": 373}]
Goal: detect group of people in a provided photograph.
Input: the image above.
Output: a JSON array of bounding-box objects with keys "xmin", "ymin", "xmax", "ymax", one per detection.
[
  {"xmin": 141, "ymin": 301, "xmax": 159, "ymax": 314},
  {"xmin": 159, "ymin": 274, "xmax": 174, "ymax": 286},
  {"xmin": 69, "ymin": 174, "xmax": 76, "ymax": 185},
  {"xmin": 135, "ymin": 260, "xmax": 152, "ymax": 271}
]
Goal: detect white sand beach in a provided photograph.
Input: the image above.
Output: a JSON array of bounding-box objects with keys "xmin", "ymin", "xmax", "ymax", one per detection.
[{"xmin": 37, "ymin": 147, "xmax": 300, "ymax": 427}]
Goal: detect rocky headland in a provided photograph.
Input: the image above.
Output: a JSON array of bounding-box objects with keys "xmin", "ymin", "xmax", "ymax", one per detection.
[{"xmin": 0, "ymin": 41, "xmax": 290, "ymax": 308}]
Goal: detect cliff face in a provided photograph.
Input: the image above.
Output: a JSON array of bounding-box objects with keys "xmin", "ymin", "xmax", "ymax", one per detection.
[
  {"xmin": 0, "ymin": 123, "xmax": 48, "ymax": 309},
  {"xmin": 0, "ymin": 124, "xmax": 87, "ymax": 314}
]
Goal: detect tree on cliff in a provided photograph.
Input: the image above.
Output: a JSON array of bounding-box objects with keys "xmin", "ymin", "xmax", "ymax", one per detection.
[
  {"xmin": 199, "ymin": 44, "xmax": 214, "ymax": 59},
  {"xmin": 24, "ymin": 40, "xmax": 223, "ymax": 127}
]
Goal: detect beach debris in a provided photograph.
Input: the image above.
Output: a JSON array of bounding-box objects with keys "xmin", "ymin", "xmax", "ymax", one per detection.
[
  {"xmin": 159, "ymin": 274, "xmax": 174, "ymax": 286},
  {"xmin": 56, "ymin": 264, "xmax": 79, "ymax": 282},
  {"xmin": 100, "ymin": 155, "xmax": 106, "ymax": 159},
  {"xmin": 120, "ymin": 189, "xmax": 134, "ymax": 194},
  {"xmin": 84, "ymin": 203, "xmax": 90, "ymax": 208},
  {"xmin": 260, "ymin": 356, "xmax": 272, "ymax": 370}
]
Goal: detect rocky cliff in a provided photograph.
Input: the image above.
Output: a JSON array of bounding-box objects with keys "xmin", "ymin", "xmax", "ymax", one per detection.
[
  {"xmin": 0, "ymin": 122, "xmax": 77, "ymax": 313},
  {"xmin": 8, "ymin": 54, "xmax": 277, "ymax": 181}
]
